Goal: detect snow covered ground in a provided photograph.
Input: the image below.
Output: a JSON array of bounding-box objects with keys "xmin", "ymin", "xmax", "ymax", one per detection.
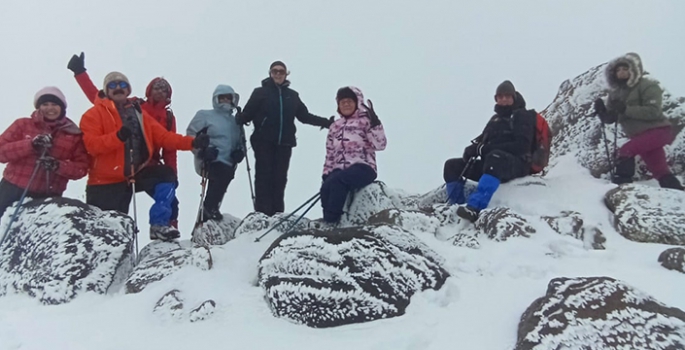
[{"xmin": 0, "ymin": 157, "xmax": 682, "ymax": 350}]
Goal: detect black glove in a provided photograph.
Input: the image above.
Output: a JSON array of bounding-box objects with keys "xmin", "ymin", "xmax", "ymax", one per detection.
[
  {"xmin": 594, "ymin": 98, "xmax": 607, "ymax": 116},
  {"xmin": 463, "ymin": 143, "xmax": 478, "ymax": 160},
  {"xmin": 235, "ymin": 112, "xmax": 249, "ymax": 126},
  {"xmin": 37, "ymin": 156, "xmax": 59, "ymax": 172},
  {"xmin": 610, "ymin": 99, "xmax": 627, "ymax": 114},
  {"xmin": 192, "ymin": 133, "xmax": 210, "ymax": 149},
  {"xmin": 32, "ymin": 134, "xmax": 53, "ymax": 152},
  {"xmin": 117, "ymin": 126, "xmax": 132, "ymax": 142},
  {"xmin": 67, "ymin": 52, "xmax": 86, "ymax": 75},
  {"xmin": 230, "ymin": 148, "xmax": 245, "ymax": 164},
  {"xmin": 321, "ymin": 116, "xmax": 334, "ymax": 130},
  {"xmin": 200, "ymin": 146, "xmax": 218, "ymax": 162},
  {"xmin": 361, "ymin": 99, "xmax": 381, "ymax": 127}
]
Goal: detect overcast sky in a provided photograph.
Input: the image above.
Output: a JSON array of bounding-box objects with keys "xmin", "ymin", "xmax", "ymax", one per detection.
[{"xmin": 0, "ymin": 0, "xmax": 683, "ymax": 235}]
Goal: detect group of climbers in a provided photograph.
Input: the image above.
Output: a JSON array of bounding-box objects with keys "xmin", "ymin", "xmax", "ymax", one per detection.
[{"xmin": 0, "ymin": 52, "xmax": 680, "ymax": 242}]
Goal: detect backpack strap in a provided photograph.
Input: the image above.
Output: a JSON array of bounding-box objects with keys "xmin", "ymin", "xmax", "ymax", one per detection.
[{"xmin": 165, "ymin": 108, "xmax": 174, "ymax": 131}]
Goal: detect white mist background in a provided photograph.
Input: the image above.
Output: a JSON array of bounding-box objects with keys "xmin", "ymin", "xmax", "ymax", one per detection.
[{"xmin": 0, "ymin": 0, "xmax": 683, "ymax": 238}]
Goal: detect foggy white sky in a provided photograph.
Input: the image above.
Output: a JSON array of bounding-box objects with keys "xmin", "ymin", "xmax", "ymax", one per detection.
[{"xmin": 0, "ymin": 0, "xmax": 683, "ymax": 235}]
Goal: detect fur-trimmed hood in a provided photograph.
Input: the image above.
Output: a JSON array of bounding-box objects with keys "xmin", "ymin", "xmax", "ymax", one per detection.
[{"xmin": 605, "ymin": 52, "xmax": 644, "ymax": 88}]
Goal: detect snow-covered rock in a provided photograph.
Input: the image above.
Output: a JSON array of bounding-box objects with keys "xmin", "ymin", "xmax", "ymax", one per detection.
[
  {"xmin": 605, "ymin": 184, "xmax": 685, "ymax": 245},
  {"xmin": 189, "ymin": 300, "xmax": 217, "ymax": 323},
  {"xmin": 191, "ymin": 213, "xmax": 241, "ymax": 246},
  {"xmin": 368, "ymin": 208, "xmax": 442, "ymax": 236},
  {"xmin": 235, "ymin": 211, "xmax": 312, "ymax": 240},
  {"xmin": 543, "ymin": 61, "xmax": 685, "ymax": 181},
  {"xmin": 0, "ymin": 197, "xmax": 134, "ymax": 304},
  {"xmin": 338, "ymin": 181, "xmax": 400, "ymax": 226},
  {"xmin": 153, "ymin": 289, "xmax": 184, "ymax": 320},
  {"xmin": 515, "ymin": 276, "xmax": 685, "ymax": 350},
  {"xmin": 659, "ymin": 248, "xmax": 685, "ymax": 274},
  {"xmin": 476, "ymin": 207, "xmax": 536, "ymax": 241},
  {"xmin": 126, "ymin": 243, "xmax": 213, "ymax": 294},
  {"xmin": 542, "ymin": 211, "xmax": 606, "ymax": 249},
  {"xmin": 258, "ymin": 225, "xmax": 450, "ymax": 328}
]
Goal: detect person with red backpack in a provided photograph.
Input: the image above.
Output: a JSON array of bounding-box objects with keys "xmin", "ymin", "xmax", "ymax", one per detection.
[
  {"xmin": 443, "ymin": 80, "xmax": 537, "ymax": 223},
  {"xmin": 67, "ymin": 52, "xmax": 182, "ymax": 227}
]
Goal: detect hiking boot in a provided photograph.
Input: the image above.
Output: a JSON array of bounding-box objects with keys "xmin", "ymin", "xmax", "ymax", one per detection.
[
  {"xmin": 150, "ymin": 225, "xmax": 181, "ymax": 241},
  {"xmin": 457, "ymin": 205, "xmax": 480, "ymax": 223},
  {"xmin": 611, "ymin": 175, "xmax": 633, "ymax": 185},
  {"xmin": 202, "ymin": 206, "xmax": 223, "ymax": 222},
  {"xmin": 612, "ymin": 157, "xmax": 635, "ymax": 184},
  {"xmin": 658, "ymin": 173, "xmax": 685, "ymax": 191}
]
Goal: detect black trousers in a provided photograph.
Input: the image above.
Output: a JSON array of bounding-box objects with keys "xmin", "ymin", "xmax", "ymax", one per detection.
[
  {"xmin": 203, "ymin": 162, "xmax": 236, "ymax": 211},
  {"xmin": 443, "ymin": 150, "xmax": 529, "ymax": 184},
  {"xmin": 0, "ymin": 179, "xmax": 54, "ymax": 221},
  {"xmin": 251, "ymin": 138, "xmax": 292, "ymax": 216},
  {"xmin": 86, "ymin": 165, "xmax": 178, "ymax": 218}
]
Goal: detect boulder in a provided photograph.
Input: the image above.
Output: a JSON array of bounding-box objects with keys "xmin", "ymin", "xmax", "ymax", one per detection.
[
  {"xmin": 476, "ymin": 207, "xmax": 536, "ymax": 241},
  {"xmin": 258, "ymin": 225, "xmax": 450, "ymax": 328},
  {"xmin": 516, "ymin": 277, "xmax": 685, "ymax": 350},
  {"xmin": 126, "ymin": 243, "xmax": 212, "ymax": 294},
  {"xmin": 542, "ymin": 211, "xmax": 606, "ymax": 249},
  {"xmin": 0, "ymin": 197, "xmax": 134, "ymax": 304},
  {"xmin": 658, "ymin": 248, "xmax": 685, "ymax": 274},
  {"xmin": 605, "ymin": 184, "xmax": 685, "ymax": 245},
  {"xmin": 191, "ymin": 213, "xmax": 241, "ymax": 246}
]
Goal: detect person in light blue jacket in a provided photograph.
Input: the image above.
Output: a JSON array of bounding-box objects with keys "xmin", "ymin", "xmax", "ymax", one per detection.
[{"xmin": 187, "ymin": 85, "xmax": 246, "ymax": 221}]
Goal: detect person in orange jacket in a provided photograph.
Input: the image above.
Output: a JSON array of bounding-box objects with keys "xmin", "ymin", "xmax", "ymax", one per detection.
[
  {"xmin": 79, "ymin": 71, "xmax": 210, "ymax": 241},
  {"xmin": 67, "ymin": 52, "xmax": 181, "ymax": 227}
]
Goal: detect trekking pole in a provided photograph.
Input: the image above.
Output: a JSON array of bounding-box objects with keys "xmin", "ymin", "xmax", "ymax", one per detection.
[
  {"xmin": 236, "ymin": 107, "xmax": 256, "ymax": 209},
  {"xmin": 193, "ymin": 163, "xmax": 209, "ymax": 234},
  {"xmin": 129, "ymin": 148, "xmax": 139, "ymax": 261},
  {"xmin": 254, "ymin": 192, "xmax": 321, "ymax": 242},
  {"xmin": 276, "ymin": 195, "xmax": 322, "ymax": 239},
  {"xmin": 0, "ymin": 149, "xmax": 47, "ymax": 247},
  {"xmin": 599, "ymin": 123, "xmax": 615, "ymax": 178}
]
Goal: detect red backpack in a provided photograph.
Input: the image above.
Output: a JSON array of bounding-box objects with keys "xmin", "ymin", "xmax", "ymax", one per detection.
[{"xmin": 530, "ymin": 112, "xmax": 552, "ymax": 174}]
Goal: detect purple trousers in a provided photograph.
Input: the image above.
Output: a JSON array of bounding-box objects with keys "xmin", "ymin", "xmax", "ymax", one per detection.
[{"xmin": 619, "ymin": 126, "xmax": 674, "ymax": 179}]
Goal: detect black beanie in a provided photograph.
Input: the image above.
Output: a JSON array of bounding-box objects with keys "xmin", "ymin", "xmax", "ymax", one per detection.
[
  {"xmin": 36, "ymin": 94, "xmax": 66, "ymax": 111},
  {"xmin": 270, "ymin": 61, "xmax": 287, "ymax": 71},
  {"xmin": 336, "ymin": 87, "xmax": 358, "ymax": 104}
]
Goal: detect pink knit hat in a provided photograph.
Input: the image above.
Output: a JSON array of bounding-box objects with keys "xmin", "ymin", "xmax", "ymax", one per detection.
[{"xmin": 34, "ymin": 86, "xmax": 67, "ymax": 110}]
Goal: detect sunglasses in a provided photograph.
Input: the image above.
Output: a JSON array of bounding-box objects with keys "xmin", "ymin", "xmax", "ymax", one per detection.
[
  {"xmin": 107, "ymin": 81, "xmax": 130, "ymax": 90},
  {"xmin": 270, "ymin": 69, "xmax": 287, "ymax": 76}
]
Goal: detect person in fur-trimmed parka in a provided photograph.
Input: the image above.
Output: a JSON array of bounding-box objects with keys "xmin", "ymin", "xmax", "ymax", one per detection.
[{"xmin": 594, "ymin": 52, "xmax": 683, "ymax": 190}]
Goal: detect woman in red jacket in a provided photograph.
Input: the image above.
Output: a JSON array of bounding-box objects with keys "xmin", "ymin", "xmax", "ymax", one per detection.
[{"xmin": 0, "ymin": 87, "xmax": 89, "ymax": 218}]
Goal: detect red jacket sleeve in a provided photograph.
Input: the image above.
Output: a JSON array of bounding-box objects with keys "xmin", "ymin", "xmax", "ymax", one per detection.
[
  {"xmin": 80, "ymin": 109, "xmax": 124, "ymax": 156},
  {"xmin": 0, "ymin": 119, "xmax": 36, "ymax": 163},
  {"xmin": 75, "ymin": 72, "xmax": 99, "ymax": 104},
  {"xmin": 161, "ymin": 111, "xmax": 178, "ymax": 172},
  {"xmin": 55, "ymin": 137, "xmax": 89, "ymax": 180}
]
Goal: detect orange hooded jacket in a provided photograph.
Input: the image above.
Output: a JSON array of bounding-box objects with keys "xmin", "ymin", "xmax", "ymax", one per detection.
[{"xmin": 80, "ymin": 93, "xmax": 193, "ymax": 186}]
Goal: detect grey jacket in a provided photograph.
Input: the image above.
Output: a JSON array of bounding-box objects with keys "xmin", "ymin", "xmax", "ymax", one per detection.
[{"xmin": 186, "ymin": 85, "xmax": 245, "ymax": 175}]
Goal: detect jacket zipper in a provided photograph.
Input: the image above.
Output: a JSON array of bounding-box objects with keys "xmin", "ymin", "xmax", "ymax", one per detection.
[
  {"xmin": 341, "ymin": 118, "xmax": 347, "ymax": 169},
  {"xmin": 278, "ymin": 87, "xmax": 283, "ymax": 145}
]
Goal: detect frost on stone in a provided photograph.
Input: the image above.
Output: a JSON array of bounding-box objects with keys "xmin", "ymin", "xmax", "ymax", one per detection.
[
  {"xmin": 543, "ymin": 60, "xmax": 685, "ymax": 182},
  {"xmin": 398, "ymin": 182, "xmax": 477, "ymax": 210},
  {"xmin": 234, "ymin": 211, "xmax": 311, "ymax": 239},
  {"xmin": 452, "ymin": 233, "xmax": 480, "ymax": 249},
  {"xmin": 515, "ymin": 277, "xmax": 685, "ymax": 350},
  {"xmin": 126, "ymin": 244, "xmax": 212, "ymax": 294},
  {"xmin": 542, "ymin": 211, "xmax": 606, "ymax": 250},
  {"xmin": 191, "ymin": 213, "xmax": 241, "ymax": 246},
  {"xmin": 258, "ymin": 225, "xmax": 450, "ymax": 328},
  {"xmin": 0, "ymin": 197, "xmax": 134, "ymax": 304},
  {"xmin": 367, "ymin": 208, "xmax": 442, "ymax": 236},
  {"xmin": 658, "ymin": 248, "xmax": 685, "ymax": 274},
  {"xmin": 476, "ymin": 207, "xmax": 536, "ymax": 241},
  {"xmin": 338, "ymin": 181, "xmax": 401, "ymax": 227},
  {"xmin": 605, "ymin": 184, "xmax": 685, "ymax": 245},
  {"xmin": 189, "ymin": 300, "xmax": 217, "ymax": 323},
  {"xmin": 153, "ymin": 289, "xmax": 184, "ymax": 321}
]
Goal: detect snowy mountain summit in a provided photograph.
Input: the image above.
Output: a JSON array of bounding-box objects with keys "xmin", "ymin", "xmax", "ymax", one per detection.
[{"xmin": 1, "ymin": 59, "xmax": 685, "ymax": 350}]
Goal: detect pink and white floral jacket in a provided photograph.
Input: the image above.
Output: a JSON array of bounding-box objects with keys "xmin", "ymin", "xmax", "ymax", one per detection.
[{"xmin": 323, "ymin": 86, "xmax": 387, "ymax": 176}]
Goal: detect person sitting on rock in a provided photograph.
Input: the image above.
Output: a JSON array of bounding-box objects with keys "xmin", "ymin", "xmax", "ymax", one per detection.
[
  {"xmin": 0, "ymin": 87, "xmax": 88, "ymax": 219},
  {"xmin": 79, "ymin": 72, "xmax": 210, "ymax": 241},
  {"xmin": 594, "ymin": 52, "xmax": 683, "ymax": 190},
  {"xmin": 320, "ymin": 86, "xmax": 387, "ymax": 223},
  {"xmin": 186, "ymin": 85, "xmax": 246, "ymax": 222},
  {"xmin": 444, "ymin": 80, "xmax": 536, "ymax": 223},
  {"xmin": 67, "ymin": 52, "xmax": 182, "ymax": 228}
]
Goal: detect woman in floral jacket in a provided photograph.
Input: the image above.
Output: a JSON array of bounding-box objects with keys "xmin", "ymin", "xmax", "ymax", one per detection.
[{"xmin": 320, "ymin": 86, "xmax": 387, "ymax": 223}]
